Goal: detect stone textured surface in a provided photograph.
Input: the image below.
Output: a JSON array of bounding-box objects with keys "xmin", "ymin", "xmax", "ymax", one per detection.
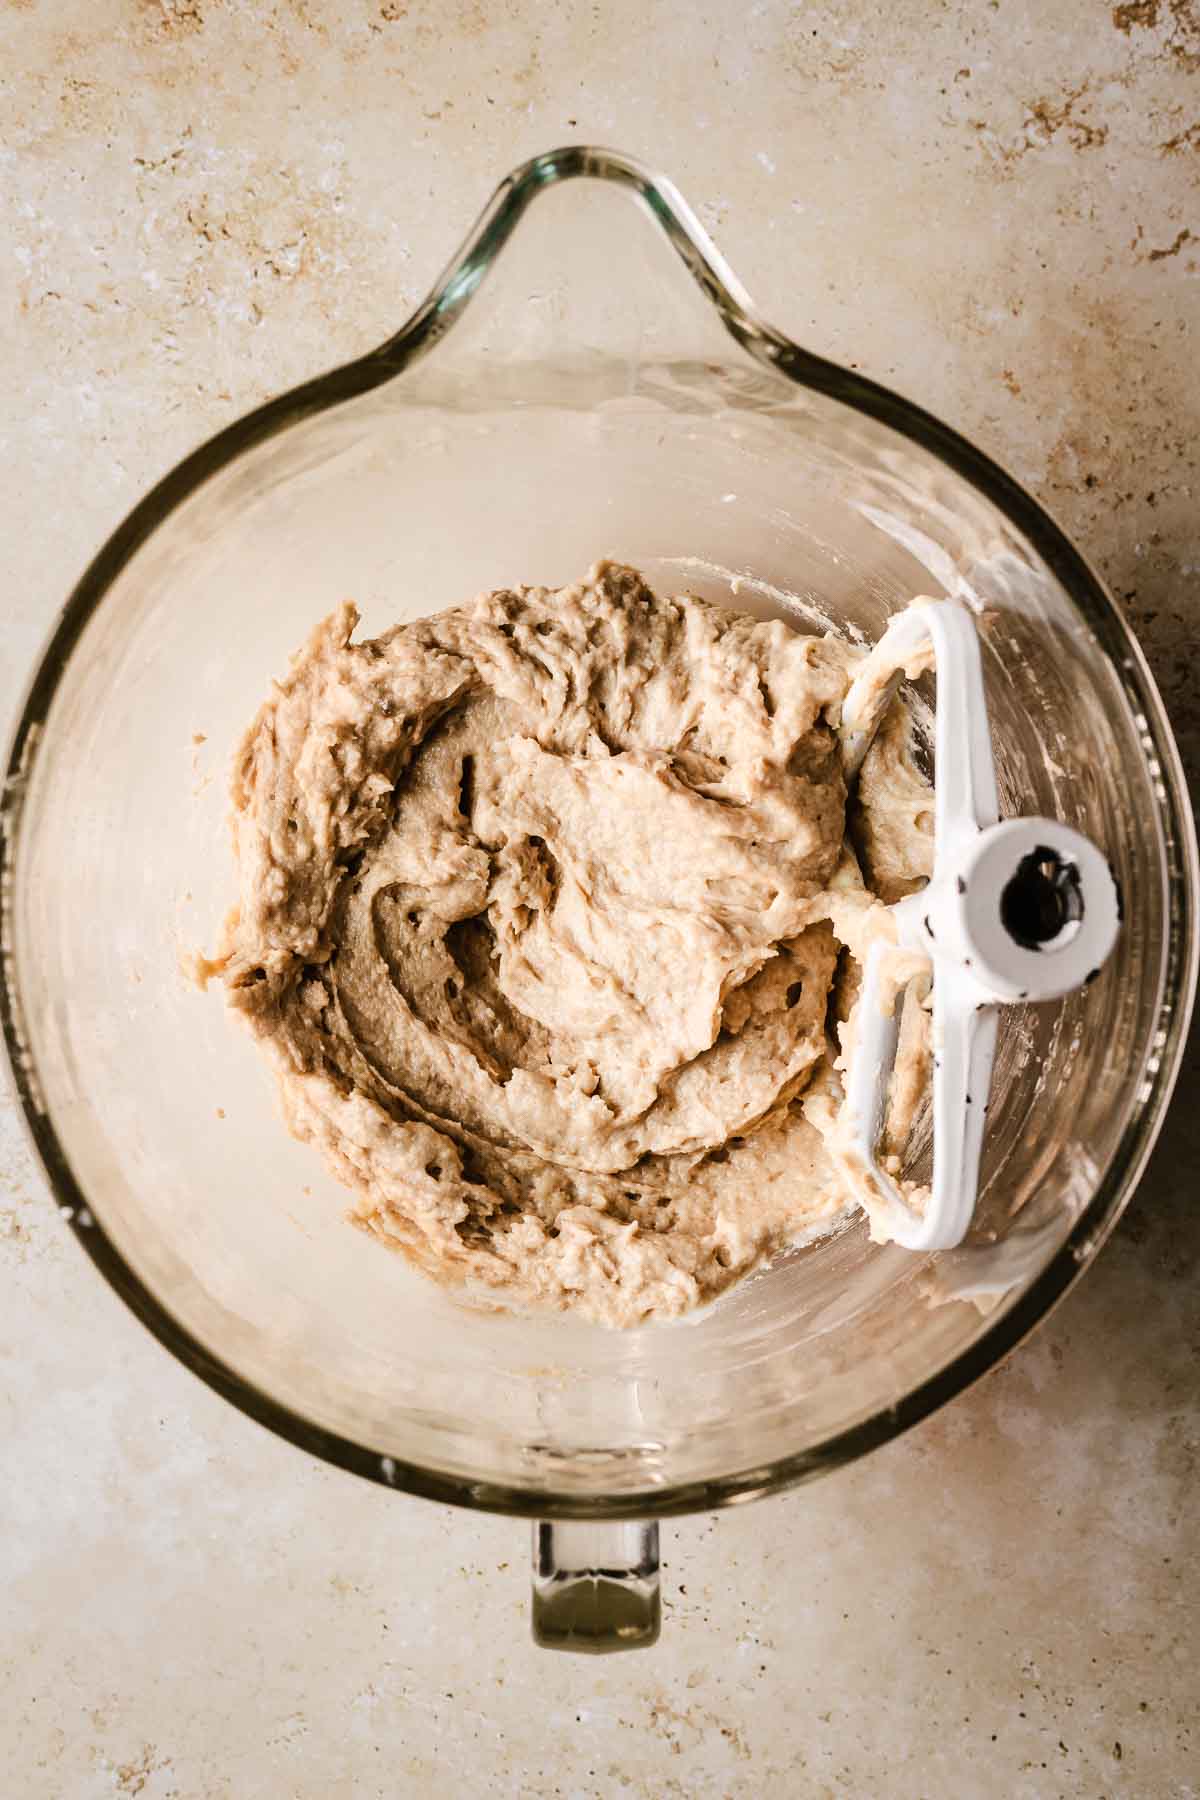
[{"xmin": 2, "ymin": 1, "xmax": 1197, "ymax": 1794}]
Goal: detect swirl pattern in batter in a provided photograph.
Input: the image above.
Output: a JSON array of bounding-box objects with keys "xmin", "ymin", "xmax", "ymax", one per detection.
[{"xmin": 202, "ymin": 562, "xmax": 933, "ymax": 1325}]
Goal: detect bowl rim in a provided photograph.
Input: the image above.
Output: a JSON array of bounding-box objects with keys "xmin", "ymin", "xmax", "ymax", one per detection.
[{"xmin": 3, "ymin": 145, "xmax": 1196, "ymax": 1520}]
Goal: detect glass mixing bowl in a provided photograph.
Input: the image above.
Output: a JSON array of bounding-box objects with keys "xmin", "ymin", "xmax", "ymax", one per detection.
[{"xmin": 3, "ymin": 148, "xmax": 1195, "ymax": 1652}]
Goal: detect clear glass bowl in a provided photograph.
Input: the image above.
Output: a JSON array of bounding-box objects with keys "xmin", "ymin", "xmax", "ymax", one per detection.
[{"xmin": 3, "ymin": 148, "xmax": 1195, "ymax": 1650}]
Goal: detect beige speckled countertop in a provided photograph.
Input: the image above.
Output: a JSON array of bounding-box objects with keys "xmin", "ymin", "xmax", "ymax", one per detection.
[{"xmin": 3, "ymin": 3, "xmax": 1198, "ymax": 1795}]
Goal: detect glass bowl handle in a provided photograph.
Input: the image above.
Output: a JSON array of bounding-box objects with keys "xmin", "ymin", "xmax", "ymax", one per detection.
[{"xmin": 531, "ymin": 1520, "xmax": 661, "ymax": 1652}]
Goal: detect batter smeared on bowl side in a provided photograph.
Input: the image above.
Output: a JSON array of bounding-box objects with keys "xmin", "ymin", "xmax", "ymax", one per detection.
[{"xmin": 200, "ymin": 563, "xmax": 934, "ymax": 1325}]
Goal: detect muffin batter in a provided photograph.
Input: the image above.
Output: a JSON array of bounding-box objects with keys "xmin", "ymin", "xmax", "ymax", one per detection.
[{"xmin": 201, "ymin": 563, "xmax": 934, "ymax": 1326}]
